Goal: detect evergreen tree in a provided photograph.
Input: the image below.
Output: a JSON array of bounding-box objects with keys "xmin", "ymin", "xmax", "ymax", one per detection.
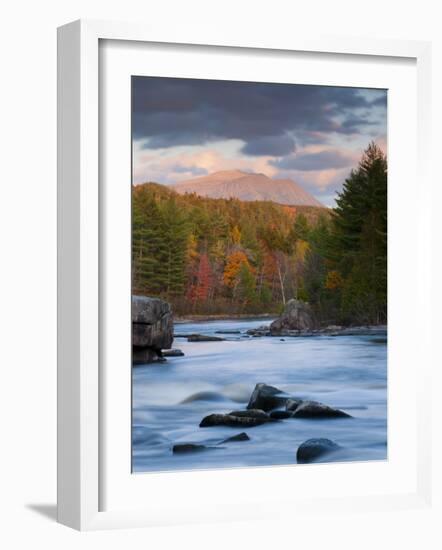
[{"xmin": 331, "ymin": 142, "xmax": 387, "ymax": 323}]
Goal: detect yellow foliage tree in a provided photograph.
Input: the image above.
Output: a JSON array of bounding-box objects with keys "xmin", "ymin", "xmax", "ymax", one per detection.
[
  {"xmin": 294, "ymin": 239, "xmax": 310, "ymax": 263},
  {"xmin": 230, "ymin": 225, "xmax": 241, "ymax": 245},
  {"xmin": 223, "ymin": 250, "xmax": 250, "ymax": 288},
  {"xmin": 325, "ymin": 270, "xmax": 343, "ymax": 290}
]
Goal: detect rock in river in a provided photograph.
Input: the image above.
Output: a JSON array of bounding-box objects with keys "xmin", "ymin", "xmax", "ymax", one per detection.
[
  {"xmin": 229, "ymin": 409, "xmax": 272, "ymax": 419},
  {"xmin": 132, "ymin": 295, "xmax": 173, "ymax": 364},
  {"xmin": 296, "ymin": 438, "xmax": 340, "ymax": 463},
  {"xmin": 247, "ymin": 383, "xmax": 288, "ymax": 412},
  {"xmin": 285, "ymin": 398, "xmax": 303, "ymax": 412},
  {"xmin": 200, "ymin": 410, "xmax": 274, "ymax": 428},
  {"xmin": 187, "ymin": 334, "xmax": 226, "ymax": 342},
  {"xmin": 220, "ymin": 432, "xmax": 250, "ymax": 443},
  {"xmin": 180, "ymin": 391, "xmax": 227, "ymax": 404},
  {"xmin": 270, "ymin": 299, "xmax": 316, "ymax": 335},
  {"xmin": 162, "ymin": 348, "xmax": 184, "ymax": 357},
  {"xmin": 270, "ymin": 410, "xmax": 292, "ymax": 420},
  {"xmin": 172, "ymin": 443, "xmax": 210, "ymax": 454},
  {"xmin": 292, "ymin": 400, "xmax": 351, "ymax": 418}
]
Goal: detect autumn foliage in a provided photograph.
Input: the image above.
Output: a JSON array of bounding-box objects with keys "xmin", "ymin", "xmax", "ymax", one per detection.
[{"xmin": 132, "ymin": 143, "xmax": 387, "ymax": 324}]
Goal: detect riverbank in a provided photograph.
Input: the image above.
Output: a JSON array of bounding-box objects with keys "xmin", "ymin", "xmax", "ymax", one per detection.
[{"xmin": 174, "ymin": 312, "xmax": 279, "ymax": 324}]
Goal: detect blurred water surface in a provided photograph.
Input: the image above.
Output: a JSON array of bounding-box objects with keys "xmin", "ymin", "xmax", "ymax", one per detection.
[{"xmin": 132, "ymin": 319, "xmax": 387, "ymax": 473}]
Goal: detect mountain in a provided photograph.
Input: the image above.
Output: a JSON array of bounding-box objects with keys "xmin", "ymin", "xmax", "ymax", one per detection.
[{"xmin": 170, "ymin": 170, "xmax": 324, "ymax": 207}]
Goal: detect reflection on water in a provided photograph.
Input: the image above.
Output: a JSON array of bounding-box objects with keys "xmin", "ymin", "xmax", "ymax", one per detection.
[{"xmin": 132, "ymin": 319, "xmax": 387, "ymax": 473}]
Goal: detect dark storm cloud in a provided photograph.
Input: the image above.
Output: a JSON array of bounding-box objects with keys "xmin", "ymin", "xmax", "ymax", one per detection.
[
  {"xmin": 241, "ymin": 134, "xmax": 295, "ymax": 156},
  {"xmin": 370, "ymin": 94, "xmax": 388, "ymax": 108},
  {"xmin": 271, "ymin": 150, "xmax": 356, "ymax": 171},
  {"xmin": 133, "ymin": 77, "xmax": 386, "ymax": 154}
]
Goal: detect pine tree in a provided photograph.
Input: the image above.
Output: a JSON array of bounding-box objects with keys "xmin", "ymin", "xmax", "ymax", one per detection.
[
  {"xmin": 331, "ymin": 142, "xmax": 387, "ymax": 323},
  {"xmin": 159, "ymin": 197, "xmax": 190, "ymax": 298}
]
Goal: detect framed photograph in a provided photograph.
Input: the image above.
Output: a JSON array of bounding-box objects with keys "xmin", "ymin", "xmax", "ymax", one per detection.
[{"xmin": 57, "ymin": 19, "xmax": 433, "ymax": 530}]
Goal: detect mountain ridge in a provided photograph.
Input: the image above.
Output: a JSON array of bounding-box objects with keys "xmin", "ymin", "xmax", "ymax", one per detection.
[{"xmin": 170, "ymin": 170, "xmax": 324, "ymax": 207}]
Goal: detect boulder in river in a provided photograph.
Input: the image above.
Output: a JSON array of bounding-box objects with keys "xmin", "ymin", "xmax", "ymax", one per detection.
[
  {"xmin": 296, "ymin": 438, "xmax": 340, "ymax": 463},
  {"xmin": 229, "ymin": 409, "xmax": 272, "ymax": 420},
  {"xmin": 187, "ymin": 334, "xmax": 226, "ymax": 342},
  {"xmin": 246, "ymin": 326, "xmax": 270, "ymax": 337},
  {"xmin": 292, "ymin": 400, "xmax": 351, "ymax": 418},
  {"xmin": 270, "ymin": 410, "xmax": 292, "ymax": 420},
  {"xmin": 199, "ymin": 411, "xmax": 274, "ymax": 428},
  {"xmin": 132, "ymin": 295, "xmax": 173, "ymax": 364},
  {"xmin": 270, "ymin": 299, "xmax": 316, "ymax": 335},
  {"xmin": 247, "ymin": 383, "xmax": 288, "ymax": 412},
  {"xmin": 285, "ymin": 398, "xmax": 303, "ymax": 412}
]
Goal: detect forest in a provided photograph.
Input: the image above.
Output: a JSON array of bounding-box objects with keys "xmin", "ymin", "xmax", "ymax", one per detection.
[{"xmin": 132, "ymin": 143, "xmax": 387, "ymax": 325}]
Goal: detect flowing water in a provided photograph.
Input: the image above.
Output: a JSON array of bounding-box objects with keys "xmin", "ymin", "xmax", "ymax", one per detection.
[{"xmin": 132, "ymin": 319, "xmax": 387, "ymax": 473}]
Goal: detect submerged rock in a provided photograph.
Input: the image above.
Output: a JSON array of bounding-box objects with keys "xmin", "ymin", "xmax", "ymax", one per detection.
[
  {"xmin": 292, "ymin": 400, "xmax": 351, "ymax": 418},
  {"xmin": 215, "ymin": 330, "xmax": 241, "ymax": 334},
  {"xmin": 220, "ymin": 432, "xmax": 250, "ymax": 443},
  {"xmin": 180, "ymin": 391, "xmax": 227, "ymax": 404},
  {"xmin": 172, "ymin": 443, "xmax": 210, "ymax": 454},
  {"xmin": 247, "ymin": 383, "xmax": 288, "ymax": 411},
  {"xmin": 187, "ymin": 334, "xmax": 225, "ymax": 342},
  {"xmin": 162, "ymin": 348, "xmax": 184, "ymax": 357},
  {"xmin": 270, "ymin": 299, "xmax": 316, "ymax": 335},
  {"xmin": 296, "ymin": 438, "xmax": 340, "ymax": 463}
]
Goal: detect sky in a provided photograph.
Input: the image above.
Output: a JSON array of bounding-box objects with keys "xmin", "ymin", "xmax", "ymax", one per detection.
[{"xmin": 132, "ymin": 76, "xmax": 387, "ymax": 207}]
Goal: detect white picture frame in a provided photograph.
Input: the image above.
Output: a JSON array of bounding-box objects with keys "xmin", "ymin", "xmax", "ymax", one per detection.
[{"xmin": 57, "ymin": 19, "xmax": 433, "ymax": 531}]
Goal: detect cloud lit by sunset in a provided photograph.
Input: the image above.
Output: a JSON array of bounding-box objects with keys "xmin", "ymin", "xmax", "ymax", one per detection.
[{"xmin": 132, "ymin": 77, "xmax": 387, "ymax": 207}]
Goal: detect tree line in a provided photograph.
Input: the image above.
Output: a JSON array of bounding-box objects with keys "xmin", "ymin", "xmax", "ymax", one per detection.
[{"xmin": 132, "ymin": 142, "xmax": 387, "ymax": 324}]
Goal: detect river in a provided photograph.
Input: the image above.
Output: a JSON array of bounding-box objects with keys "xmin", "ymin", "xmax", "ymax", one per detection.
[{"xmin": 132, "ymin": 318, "xmax": 387, "ymax": 473}]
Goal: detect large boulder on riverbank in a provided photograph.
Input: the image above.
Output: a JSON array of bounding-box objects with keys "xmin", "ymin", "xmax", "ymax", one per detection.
[
  {"xmin": 270, "ymin": 299, "xmax": 316, "ymax": 334},
  {"xmin": 132, "ymin": 295, "xmax": 173, "ymax": 364}
]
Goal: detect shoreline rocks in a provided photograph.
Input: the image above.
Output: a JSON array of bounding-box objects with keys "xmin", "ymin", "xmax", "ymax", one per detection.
[
  {"xmin": 270, "ymin": 299, "xmax": 316, "ymax": 335},
  {"xmin": 246, "ymin": 324, "xmax": 387, "ymax": 338},
  {"xmin": 132, "ymin": 295, "xmax": 173, "ymax": 364}
]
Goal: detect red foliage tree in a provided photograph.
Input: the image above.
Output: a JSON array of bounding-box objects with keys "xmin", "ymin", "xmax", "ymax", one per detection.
[{"xmin": 187, "ymin": 253, "xmax": 213, "ymax": 305}]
